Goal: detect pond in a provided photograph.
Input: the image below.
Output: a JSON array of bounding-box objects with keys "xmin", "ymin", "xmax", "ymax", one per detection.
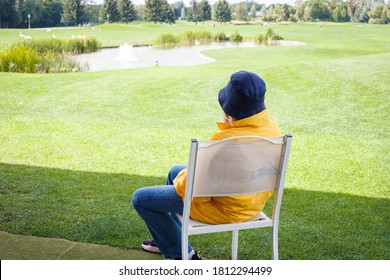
[{"xmin": 75, "ymin": 41, "xmax": 304, "ymax": 72}]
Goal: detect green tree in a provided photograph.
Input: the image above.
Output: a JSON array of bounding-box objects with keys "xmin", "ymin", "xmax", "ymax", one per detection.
[
  {"xmin": 305, "ymin": 0, "xmax": 331, "ymax": 21},
  {"xmin": 134, "ymin": 4, "xmax": 144, "ymax": 20},
  {"xmin": 267, "ymin": 4, "xmax": 276, "ymax": 21},
  {"xmin": 180, "ymin": 6, "xmax": 186, "ymax": 19},
  {"xmin": 368, "ymin": 3, "xmax": 390, "ymax": 23},
  {"xmin": 249, "ymin": 3, "xmax": 257, "ymax": 20},
  {"xmin": 331, "ymin": 1, "xmax": 349, "ymax": 22},
  {"xmin": 161, "ymin": 0, "xmax": 175, "ymax": 23},
  {"xmin": 62, "ymin": 0, "xmax": 83, "ymax": 25},
  {"xmin": 144, "ymin": 0, "xmax": 163, "ymax": 23},
  {"xmin": 288, "ymin": 5, "xmax": 297, "ymax": 21},
  {"xmin": 260, "ymin": 4, "xmax": 266, "ymax": 20},
  {"xmin": 0, "ymin": 0, "xmax": 19, "ymax": 28},
  {"xmin": 214, "ymin": 0, "xmax": 231, "ymax": 24},
  {"xmin": 235, "ymin": 3, "xmax": 247, "ymax": 21},
  {"xmin": 171, "ymin": 1, "xmax": 185, "ymax": 19},
  {"xmin": 41, "ymin": 0, "xmax": 63, "ymax": 27},
  {"xmin": 347, "ymin": 0, "xmax": 370, "ymax": 22},
  {"xmin": 118, "ymin": 0, "xmax": 136, "ymax": 23},
  {"xmin": 278, "ymin": 3, "xmax": 290, "ymax": 21},
  {"xmin": 383, "ymin": 3, "xmax": 390, "ymax": 22},
  {"xmin": 83, "ymin": 1, "xmax": 101, "ymax": 24},
  {"xmin": 199, "ymin": 0, "xmax": 211, "ymax": 22},
  {"xmin": 273, "ymin": 4, "xmax": 281, "ymax": 20},
  {"xmin": 187, "ymin": 0, "xmax": 200, "ymax": 24},
  {"xmin": 293, "ymin": 0, "xmax": 305, "ymax": 21},
  {"xmin": 143, "ymin": 0, "xmax": 172, "ymax": 23},
  {"xmin": 22, "ymin": 0, "xmax": 44, "ymax": 27},
  {"xmin": 102, "ymin": 0, "xmax": 119, "ymax": 22}
]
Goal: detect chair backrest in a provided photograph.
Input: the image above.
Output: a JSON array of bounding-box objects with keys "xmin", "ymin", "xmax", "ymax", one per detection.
[{"xmin": 185, "ymin": 135, "xmax": 292, "ymax": 199}]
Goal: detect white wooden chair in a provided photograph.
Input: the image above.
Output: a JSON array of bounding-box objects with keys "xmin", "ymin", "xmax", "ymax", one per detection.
[{"xmin": 181, "ymin": 135, "xmax": 292, "ymax": 260}]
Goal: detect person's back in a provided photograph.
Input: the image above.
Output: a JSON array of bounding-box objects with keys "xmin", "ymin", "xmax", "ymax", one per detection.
[
  {"xmin": 133, "ymin": 70, "xmax": 281, "ymax": 259},
  {"xmin": 174, "ymin": 71, "xmax": 280, "ymax": 224}
]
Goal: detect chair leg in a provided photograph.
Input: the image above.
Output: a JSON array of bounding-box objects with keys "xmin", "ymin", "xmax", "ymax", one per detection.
[
  {"xmin": 232, "ymin": 230, "xmax": 238, "ymax": 260},
  {"xmin": 272, "ymin": 226, "xmax": 279, "ymax": 260},
  {"xmin": 182, "ymin": 237, "xmax": 189, "ymax": 260}
]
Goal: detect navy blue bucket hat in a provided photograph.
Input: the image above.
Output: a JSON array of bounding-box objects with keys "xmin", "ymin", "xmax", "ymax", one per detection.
[{"xmin": 218, "ymin": 71, "xmax": 266, "ymax": 120}]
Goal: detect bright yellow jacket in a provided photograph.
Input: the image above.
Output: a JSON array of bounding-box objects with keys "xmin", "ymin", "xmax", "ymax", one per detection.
[{"xmin": 174, "ymin": 109, "xmax": 281, "ymax": 224}]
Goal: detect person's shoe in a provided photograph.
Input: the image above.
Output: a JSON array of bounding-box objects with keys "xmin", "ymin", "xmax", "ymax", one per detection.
[
  {"xmin": 142, "ymin": 240, "xmax": 161, "ymax": 254},
  {"xmin": 174, "ymin": 251, "xmax": 202, "ymax": 260},
  {"xmin": 190, "ymin": 251, "xmax": 202, "ymax": 260}
]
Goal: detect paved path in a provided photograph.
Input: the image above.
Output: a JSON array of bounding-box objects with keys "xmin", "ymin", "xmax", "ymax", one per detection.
[{"xmin": 0, "ymin": 231, "xmax": 161, "ymax": 260}]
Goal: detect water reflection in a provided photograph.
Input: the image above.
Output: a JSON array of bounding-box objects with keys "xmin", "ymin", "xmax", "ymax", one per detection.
[{"xmin": 75, "ymin": 41, "xmax": 304, "ymax": 72}]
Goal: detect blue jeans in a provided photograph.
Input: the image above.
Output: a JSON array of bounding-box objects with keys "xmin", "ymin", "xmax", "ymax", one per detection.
[{"xmin": 132, "ymin": 165, "xmax": 193, "ymax": 259}]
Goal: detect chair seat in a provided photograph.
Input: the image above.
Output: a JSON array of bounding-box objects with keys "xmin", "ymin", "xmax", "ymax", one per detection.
[{"xmin": 181, "ymin": 211, "xmax": 273, "ymax": 235}]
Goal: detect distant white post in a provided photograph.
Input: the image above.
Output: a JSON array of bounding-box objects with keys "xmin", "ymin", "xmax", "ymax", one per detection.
[{"xmin": 28, "ymin": 14, "xmax": 30, "ymax": 29}]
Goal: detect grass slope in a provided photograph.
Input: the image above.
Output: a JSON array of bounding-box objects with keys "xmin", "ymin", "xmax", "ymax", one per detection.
[{"xmin": 0, "ymin": 22, "xmax": 389, "ymax": 259}]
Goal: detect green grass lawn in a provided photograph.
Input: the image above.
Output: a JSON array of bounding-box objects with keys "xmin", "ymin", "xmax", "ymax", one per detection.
[{"xmin": 0, "ymin": 21, "xmax": 389, "ymax": 259}]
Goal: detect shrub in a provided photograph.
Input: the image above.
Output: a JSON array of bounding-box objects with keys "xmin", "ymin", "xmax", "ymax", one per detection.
[
  {"xmin": 17, "ymin": 38, "xmax": 64, "ymax": 54},
  {"xmin": 64, "ymin": 36, "xmax": 101, "ymax": 54},
  {"xmin": 153, "ymin": 33, "xmax": 179, "ymax": 47},
  {"xmin": 254, "ymin": 34, "xmax": 266, "ymax": 44},
  {"xmin": 194, "ymin": 31, "xmax": 213, "ymax": 42},
  {"xmin": 35, "ymin": 51, "xmax": 83, "ymax": 73},
  {"xmin": 154, "ymin": 31, "xmax": 214, "ymax": 47},
  {"xmin": 230, "ymin": 31, "xmax": 243, "ymax": 42},
  {"xmin": 254, "ymin": 28, "xmax": 284, "ymax": 45},
  {"xmin": 0, "ymin": 36, "xmax": 100, "ymax": 73},
  {"xmin": 266, "ymin": 28, "xmax": 283, "ymax": 41},
  {"xmin": 214, "ymin": 32, "xmax": 228, "ymax": 42},
  {"xmin": 66, "ymin": 37, "xmax": 85, "ymax": 53},
  {"xmin": 154, "ymin": 30, "xmax": 249, "ymax": 47},
  {"xmin": 179, "ymin": 31, "xmax": 212, "ymax": 44},
  {"xmin": 0, "ymin": 45, "xmax": 39, "ymax": 73},
  {"xmin": 83, "ymin": 36, "xmax": 100, "ymax": 53},
  {"xmin": 14, "ymin": 37, "xmax": 101, "ymax": 55}
]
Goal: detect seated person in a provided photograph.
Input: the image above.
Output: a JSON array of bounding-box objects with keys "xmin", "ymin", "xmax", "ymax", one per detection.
[{"xmin": 132, "ymin": 70, "xmax": 281, "ymax": 260}]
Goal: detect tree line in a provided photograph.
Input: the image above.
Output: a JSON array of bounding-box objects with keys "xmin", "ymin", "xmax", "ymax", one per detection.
[{"xmin": 1, "ymin": 0, "xmax": 389, "ymax": 29}]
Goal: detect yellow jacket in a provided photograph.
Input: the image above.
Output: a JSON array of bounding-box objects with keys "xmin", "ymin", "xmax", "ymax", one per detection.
[{"xmin": 174, "ymin": 109, "xmax": 281, "ymax": 224}]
